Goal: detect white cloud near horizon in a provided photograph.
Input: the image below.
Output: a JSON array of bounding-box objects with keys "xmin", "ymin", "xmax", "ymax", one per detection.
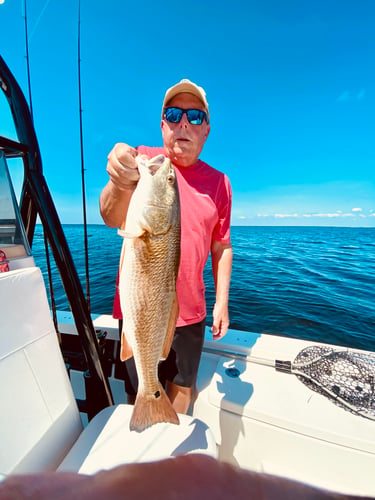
[
  {"xmin": 234, "ymin": 210, "xmax": 375, "ymax": 227},
  {"xmin": 254, "ymin": 212, "xmax": 371, "ymax": 219}
]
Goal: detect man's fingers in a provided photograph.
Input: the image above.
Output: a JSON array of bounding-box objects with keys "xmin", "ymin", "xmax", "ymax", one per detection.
[
  {"xmin": 106, "ymin": 143, "xmax": 141, "ymax": 189},
  {"xmin": 115, "ymin": 143, "xmax": 138, "ymax": 164},
  {"xmin": 211, "ymin": 324, "xmax": 221, "ymax": 338}
]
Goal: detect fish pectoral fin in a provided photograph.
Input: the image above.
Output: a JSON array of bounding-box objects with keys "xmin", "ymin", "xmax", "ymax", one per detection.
[
  {"xmin": 120, "ymin": 330, "xmax": 134, "ymax": 361},
  {"xmin": 161, "ymin": 292, "xmax": 179, "ymax": 360}
]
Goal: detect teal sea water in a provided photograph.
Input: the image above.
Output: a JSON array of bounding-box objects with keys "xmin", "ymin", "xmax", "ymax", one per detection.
[{"xmin": 31, "ymin": 225, "xmax": 375, "ymax": 352}]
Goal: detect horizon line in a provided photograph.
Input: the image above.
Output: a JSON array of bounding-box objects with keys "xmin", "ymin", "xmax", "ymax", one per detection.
[{"xmin": 34, "ymin": 223, "xmax": 375, "ymax": 229}]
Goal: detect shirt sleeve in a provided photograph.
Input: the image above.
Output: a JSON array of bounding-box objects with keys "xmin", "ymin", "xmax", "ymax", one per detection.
[{"xmin": 212, "ymin": 173, "xmax": 232, "ymax": 243}]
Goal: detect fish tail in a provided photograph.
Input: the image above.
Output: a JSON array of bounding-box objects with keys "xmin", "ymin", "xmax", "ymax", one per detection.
[{"xmin": 130, "ymin": 383, "xmax": 179, "ymax": 432}]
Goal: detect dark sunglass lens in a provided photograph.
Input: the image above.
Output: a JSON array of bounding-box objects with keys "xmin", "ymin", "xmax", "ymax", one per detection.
[
  {"xmin": 164, "ymin": 107, "xmax": 207, "ymax": 125},
  {"xmin": 186, "ymin": 109, "xmax": 205, "ymax": 125},
  {"xmin": 165, "ymin": 108, "xmax": 182, "ymax": 123}
]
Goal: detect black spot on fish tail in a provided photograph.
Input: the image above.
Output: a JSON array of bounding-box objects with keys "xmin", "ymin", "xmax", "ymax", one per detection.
[{"xmin": 130, "ymin": 385, "xmax": 179, "ymax": 432}]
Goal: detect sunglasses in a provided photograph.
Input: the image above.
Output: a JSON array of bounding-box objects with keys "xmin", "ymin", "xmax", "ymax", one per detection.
[{"xmin": 163, "ymin": 107, "xmax": 208, "ymax": 125}]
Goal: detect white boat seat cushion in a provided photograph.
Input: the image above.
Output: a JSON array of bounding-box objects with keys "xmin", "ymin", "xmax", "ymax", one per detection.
[
  {"xmin": 59, "ymin": 404, "xmax": 217, "ymax": 474},
  {"xmin": 0, "ymin": 267, "xmax": 82, "ymax": 475}
]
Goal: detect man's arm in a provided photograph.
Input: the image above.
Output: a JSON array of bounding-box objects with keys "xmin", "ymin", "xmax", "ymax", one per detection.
[
  {"xmin": 0, "ymin": 454, "xmax": 358, "ymax": 500},
  {"xmin": 99, "ymin": 143, "xmax": 139, "ymax": 228},
  {"xmin": 211, "ymin": 239, "xmax": 233, "ymax": 339}
]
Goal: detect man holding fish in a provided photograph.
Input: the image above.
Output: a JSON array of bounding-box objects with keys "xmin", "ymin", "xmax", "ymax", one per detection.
[{"xmin": 100, "ymin": 79, "xmax": 232, "ymax": 428}]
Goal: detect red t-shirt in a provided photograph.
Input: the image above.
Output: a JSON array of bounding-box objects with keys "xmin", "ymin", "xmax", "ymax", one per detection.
[{"xmin": 112, "ymin": 146, "xmax": 232, "ymax": 327}]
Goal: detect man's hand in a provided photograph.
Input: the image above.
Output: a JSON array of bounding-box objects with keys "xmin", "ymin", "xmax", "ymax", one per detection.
[
  {"xmin": 106, "ymin": 143, "xmax": 139, "ymax": 190},
  {"xmin": 100, "ymin": 143, "xmax": 139, "ymax": 228},
  {"xmin": 211, "ymin": 301, "xmax": 230, "ymax": 340}
]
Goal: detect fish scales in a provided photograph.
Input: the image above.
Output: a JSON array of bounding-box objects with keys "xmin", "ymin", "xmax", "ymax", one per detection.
[
  {"xmin": 119, "ymin": 154, "xmax": 181, "ymax": 432},
  {"xmin": 125, "ymin": 235, "xmax": 177, "ymax": 389}
]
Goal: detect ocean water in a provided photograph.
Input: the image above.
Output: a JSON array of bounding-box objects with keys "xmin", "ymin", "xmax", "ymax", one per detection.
[{"xmin": 31, "ymin": 225, "xmax": 375, "ymax": 352}]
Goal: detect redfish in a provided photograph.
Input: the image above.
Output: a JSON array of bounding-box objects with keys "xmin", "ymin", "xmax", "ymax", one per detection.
[{"xmin": 119, "ymin": 154, "xmax": 180, "ymax": 432}]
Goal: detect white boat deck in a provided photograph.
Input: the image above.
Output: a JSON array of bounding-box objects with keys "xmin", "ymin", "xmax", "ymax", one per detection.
[{"xmin": 57, "ymin": 309, "xmax": 375, "ymax": 496}]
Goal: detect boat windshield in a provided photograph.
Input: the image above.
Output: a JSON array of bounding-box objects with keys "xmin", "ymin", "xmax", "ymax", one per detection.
[{"xmin": 0, "ymin": 151, "xmax": 32, "ymax": 269}]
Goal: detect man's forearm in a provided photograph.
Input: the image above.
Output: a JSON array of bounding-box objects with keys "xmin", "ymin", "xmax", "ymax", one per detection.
[
  {"xmin": 211, "ymin": 242, "xmax": 233, "ymax": 305},
  {"xmin": 99, "ymin": 181, "xmax": 134, "ymax": 228}
]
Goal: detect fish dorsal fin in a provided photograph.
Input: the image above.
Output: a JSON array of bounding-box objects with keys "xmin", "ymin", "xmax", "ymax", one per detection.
[
  {"xmin": 160, "ymin": 292, "xmax": 179, "ymax": 360},
  {"xmin": 120, "ymin": 329, "xmax": 134, "ymax": 361}
]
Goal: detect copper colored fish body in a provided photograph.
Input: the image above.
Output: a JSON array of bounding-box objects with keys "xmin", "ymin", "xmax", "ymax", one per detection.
[{"xmin": 119, "ymin": 154, "xmax": 180, "ymax": 432}]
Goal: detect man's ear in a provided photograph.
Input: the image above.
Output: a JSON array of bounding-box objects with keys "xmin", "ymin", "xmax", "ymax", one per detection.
[{"xmin": 204, "ymin": 124, "xmax": 211, "ymax": 141}]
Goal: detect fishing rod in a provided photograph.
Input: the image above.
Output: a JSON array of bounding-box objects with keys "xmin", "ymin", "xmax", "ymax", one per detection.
[
  {"xmin": 23, "ymin": 0, "xmax": 33, "ymax": 121},
  {"xmin": 78, "ymin": 0, "xmax": 91, "ymax": 312}
]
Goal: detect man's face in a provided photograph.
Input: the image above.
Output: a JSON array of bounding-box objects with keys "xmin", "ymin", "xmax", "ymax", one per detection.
[{"xmin": 161, "ymin": 93, "xmax": 210, "ymax": 167}]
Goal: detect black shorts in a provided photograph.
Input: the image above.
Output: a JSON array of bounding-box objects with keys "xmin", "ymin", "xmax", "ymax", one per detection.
[{"xmin": 117, "ymin": 318, "xmax": 206, "ymax": 396}]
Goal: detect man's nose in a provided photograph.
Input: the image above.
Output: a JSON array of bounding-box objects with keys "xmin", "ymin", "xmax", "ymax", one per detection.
[{"xmin": 179, "ymin": 113, "xmax": 189, "ymax": 128}]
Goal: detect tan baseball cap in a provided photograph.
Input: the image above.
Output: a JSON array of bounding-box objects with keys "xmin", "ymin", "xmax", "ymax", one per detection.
[{"xmin": 162, "ymin": 79, "xmax": 210, "ymax": 121}]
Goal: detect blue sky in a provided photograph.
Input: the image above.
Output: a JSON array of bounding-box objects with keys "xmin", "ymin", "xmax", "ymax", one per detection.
[{"xmin": 1, "ymin": 0, "xmax": 374, "ymax": 226}]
